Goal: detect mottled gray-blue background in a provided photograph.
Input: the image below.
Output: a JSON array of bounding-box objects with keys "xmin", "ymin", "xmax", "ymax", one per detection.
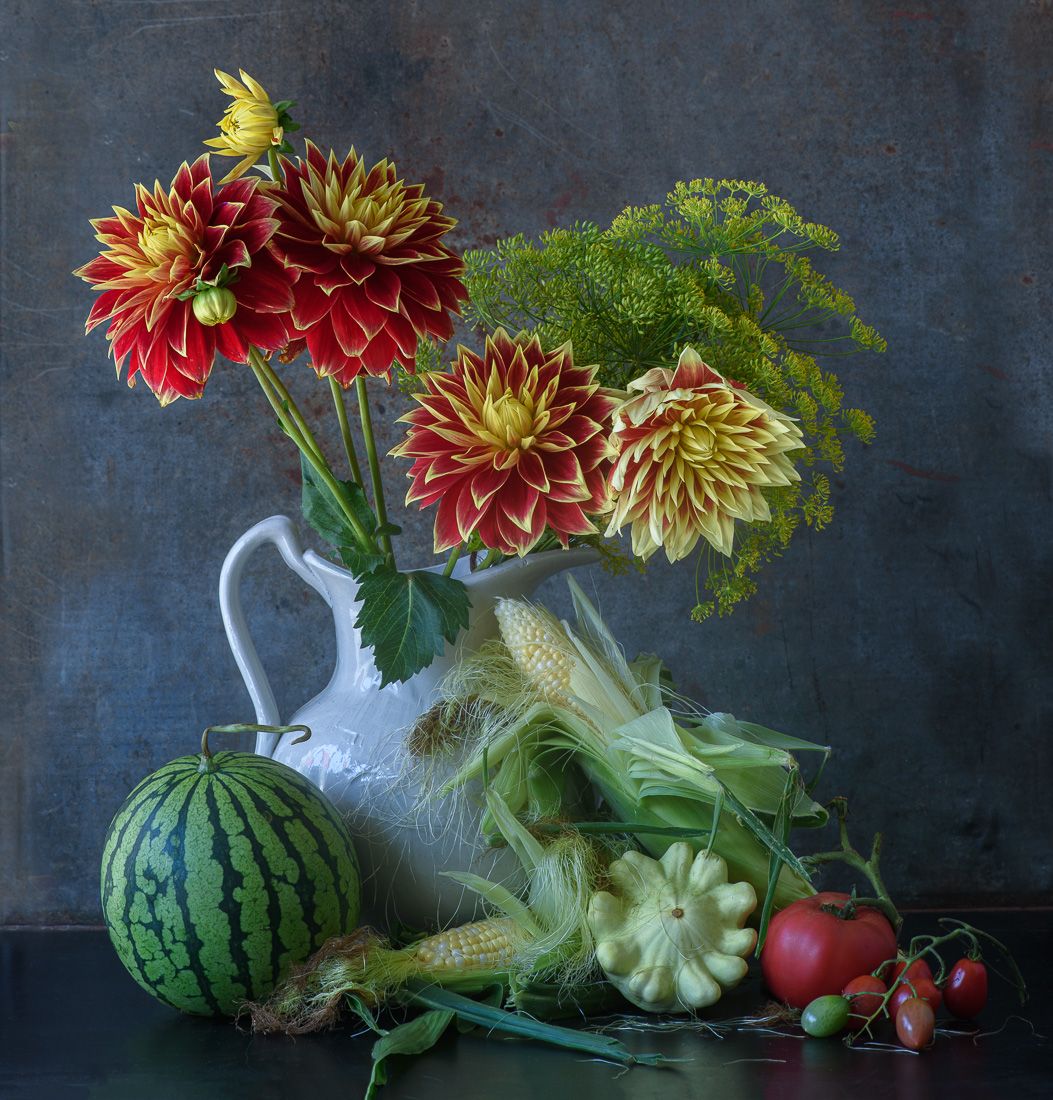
[{"xmin": 1, "ymin": 0, "xmax": 1050, "ymax": 924}]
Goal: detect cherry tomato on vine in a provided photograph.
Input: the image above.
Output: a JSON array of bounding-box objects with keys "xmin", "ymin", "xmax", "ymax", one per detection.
[
  {"xmin": 761, "ymin": 892, "xmax": 899, "ymax": 1009},
  {"xmin": 888, "ymin": 957, "xmax": 934, "ymax": 987},
  {"xmin": 890, "ymin": 978, "xmax": 942, "ymax": 1019},
  {"xmin": 801, "ymin": 995, "xmax": 851, "ymax": 1037},
  {"xmin": 896, "ymin": 997, "xmax": 936, "ymax": 1050},
  {"xmin": 842, "ymin": 975, "xmax": 887, "ymax": 1028},
  {"xmin": 943, "ymin": 958, "xmax": 988, "ymax": 1019}
]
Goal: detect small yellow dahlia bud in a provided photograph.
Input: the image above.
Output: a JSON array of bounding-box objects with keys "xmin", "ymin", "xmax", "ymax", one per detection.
[
  {"xmin": 192, "ymin": 285, "xmax": 237, "ymax": 327},
  {"xmin": 205, "ymin": 69, "xmax": 284, "ymax": 184}
]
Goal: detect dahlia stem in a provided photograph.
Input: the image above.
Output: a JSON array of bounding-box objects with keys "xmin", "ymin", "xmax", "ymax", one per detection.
[
  {"xmin": 355, "ymin": 376, "xmax": 394, "ymax": 562},
  {"xmin": 251, "ymin": 352, "xmax": 327, "ymax": 470},
  {"xmin": 328, "ymin": 376, "xmax": 364, "ymax": 485},
  {"xmin": 442, "ymin": 544, "xmax": 464, "ymax": 578},
  {"xmin": 477, "ymin": 548, "xmax": 506, "ymax": 570},
  {"xmin": 246, "ymin": 348, "xmax": 375, "ymax": 553}
]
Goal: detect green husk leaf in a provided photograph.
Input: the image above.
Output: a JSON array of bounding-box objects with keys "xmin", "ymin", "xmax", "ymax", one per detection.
[
  {"xmin": 440, "ymin": 871, "xmax": 541, "ymax": 936},
  {"xmin": 366, "ymin": 1009, "xmax": 454, "ymax": 1099},
  {"xmin": 756, "ymin": 767, "xmax": 798, "ymax": 953},
  {"xmin": 482, "ymin": 786, "xmax": 546, "ymax": 872},
  {"xmin": 456, "ymin": 981, "xmax": 506, "ymax": 1031},
  {"xmin": 529, "ymin": 820, "xmax": 712, "ymax": 838},
  {"xmin": 406, "ymin": 983, "xmax": 665, "ymax": 1067}
]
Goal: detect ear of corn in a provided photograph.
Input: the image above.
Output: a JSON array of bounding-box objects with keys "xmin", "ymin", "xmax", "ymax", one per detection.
[
  {"xmin": 494, "ymin": 599, "xmax": 574, "ymax": 703},
  {"xmin": 411, "ymin": 917, "xmax": 520, "ymax": 971},
  {"xmin": 250, "ymin": 785, "xmax": 607, "ymax": 1033}
]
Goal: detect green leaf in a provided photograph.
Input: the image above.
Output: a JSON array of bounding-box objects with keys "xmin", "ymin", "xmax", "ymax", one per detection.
[
  {"xmin": 366, "ymin": 1009, "xmax": 454, "ymax": 1099},
  {"xmin": 440, "ymin": 870, "xmax": 541, "ymax": 936},
  {"xmin": 756, "ymin": 767, "xmax": 797, "ymax": 955},
  {"xmin": 355, "ymin": 566, "xmax": 471, "ymax": 685},
  {"xmin": 300, "ymin": 453, "xmax": 383, "ymax": 573},
  {"xmin": 338, "ymin": 544, "xmax": 387, "ymax": 576},
  {"xmin": 406, "ymin": 983, "xmax": 664, "ymax": 1067},
  {"xmin": 456, "ymin": 982, "xmax": 506, "ymax": 1031}
]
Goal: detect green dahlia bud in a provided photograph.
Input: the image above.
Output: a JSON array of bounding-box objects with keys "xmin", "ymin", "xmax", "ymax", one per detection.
[{"xmin": 192, "ymin": 285, "xmax": 237, "ymax": 326}]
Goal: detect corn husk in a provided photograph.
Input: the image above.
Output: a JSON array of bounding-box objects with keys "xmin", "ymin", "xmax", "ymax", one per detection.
[{"xmin": 438, "ymin": 578, "xmax": 830, "ymax": 915}]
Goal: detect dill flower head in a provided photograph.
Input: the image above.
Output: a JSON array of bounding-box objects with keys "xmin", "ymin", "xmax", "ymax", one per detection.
[
  {"xmin": 393, "ymin": 329, "xmax": 615, "ymax": 556},
  {"xmin": 74, "ymin": 155, "xmax": 294, "ymax": 405},
  {"xmin": 204, "ymin": 69, "xmax": 284, "ymax": 184},
  {"xmin": 269, "ymin": 142, "xmax": 466, "ymax": 386},
  {"xmin": 605, "ymin": 347, "xmax": 804, "ymax": 562}
]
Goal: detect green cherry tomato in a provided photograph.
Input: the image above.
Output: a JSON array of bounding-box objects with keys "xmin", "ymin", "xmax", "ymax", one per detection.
[
  {"xmin": 896, "ymin": 997, "xmax": 936, "ymax": 1051},
  {"xmin": 802, "ymin": 994, "xmax": 851, "ymax": 1037}
]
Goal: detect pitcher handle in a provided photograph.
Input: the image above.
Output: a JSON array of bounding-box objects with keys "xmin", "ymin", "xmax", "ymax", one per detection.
[{"xmin": 219, "ymin": 515, "xmax": 330, "ymax": 758}]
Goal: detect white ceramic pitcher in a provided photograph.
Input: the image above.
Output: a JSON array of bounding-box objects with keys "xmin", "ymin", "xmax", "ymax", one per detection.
[{"xmin": 219, "ymin": 515, "xmax": 596, "ymax": 931}]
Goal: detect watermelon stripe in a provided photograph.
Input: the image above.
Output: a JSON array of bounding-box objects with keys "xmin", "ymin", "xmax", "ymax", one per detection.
[
  {"xmin": 210, "ymin": 776, "xmax": 292, "ymax": 996},
  {"xmin": 221, "ymin": 770, "xmax": 353, "ymax": 944},
  {"xmin": 222, "ymin": 772, "xmax": 334, "ymax": 940},
  {"xmin": 233, "ymin": 763, "xmax": 357, "ymax": 892},
  {"xmin": 112, "ymin": 759, "xmax": 191, "ymax": 812},
  {"xmin": 215, "ymin": 773, "xmax": 303, "ymax": 988},
  {"xmin": 101, "ymin": 767, "xmax": 188, "ymax": 903},
  {"xmin": 165, "ymin": 780, "xmax": 224, "ymax": 1015},
  {"xmin": 202, "ymin": 780, "xmax": 252, "ymax": 1008},
  {"xmin": 135, "ymin": 776, "xmax": 208, "ymax": 1012},
  {"xmin": 105, "ymin": 770, "xmax": 193, "ymax": 922},
  {"xmin": 112, "ymin": 774, "xmax": 202, "ymax": 1010},
  {"xmin": 264, "ymin": 774, "xmax": 358, "ymax": 938}
]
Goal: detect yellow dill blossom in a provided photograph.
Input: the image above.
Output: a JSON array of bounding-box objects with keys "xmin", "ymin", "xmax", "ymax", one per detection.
[{"xmin": 205, "ymin": 69, "xmax": 283, "ymax": 183}]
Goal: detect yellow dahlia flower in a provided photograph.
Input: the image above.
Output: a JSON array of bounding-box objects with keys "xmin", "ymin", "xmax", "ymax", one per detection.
[
  {"xmin": 606, "ymin": 347, "xmax": 804, "ymax": 562},
  {"xmin": 204, "ymin": 69, "xmax": 283, "ymax": 184}
]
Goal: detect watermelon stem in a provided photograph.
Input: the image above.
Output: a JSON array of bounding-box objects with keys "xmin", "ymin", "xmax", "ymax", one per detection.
[{"xmin": 199, "ymin": 724, "xmax": 312, "ymax": 769}]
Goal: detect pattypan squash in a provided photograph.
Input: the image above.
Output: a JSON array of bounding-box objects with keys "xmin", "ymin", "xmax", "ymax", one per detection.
[{"xmin": 587, "ymin": 843, "xmax": 758, "ymax": 1013}]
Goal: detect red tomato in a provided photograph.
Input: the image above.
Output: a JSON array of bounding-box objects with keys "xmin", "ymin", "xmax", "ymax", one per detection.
[
  {"xmin": 943, "ymin": 958, "xmax": 988, "ymax": 1019},
  {"xmin": 890, "ymin": 978, "xmax": 942, "ymax": 1019},
  {"xmin": 888, "ymin": 957, "xmax": 934, "ymax": 987},
  {"xmin": 761, "ymin": 892, "xmax": 899, "ymax": 1009},
  {"xmin": 896, "ymin": 997, "xmax": 935, "ymax": 1050},
  {"xmin": 843, "ymin": 975, "xmax": 887, "ymax": 1028}
]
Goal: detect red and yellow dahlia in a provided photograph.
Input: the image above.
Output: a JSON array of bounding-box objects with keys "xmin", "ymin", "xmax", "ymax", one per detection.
[
  {"xmin": 605, "ymin": 347, "xmax": 804, "ymax": 562},
  {"xmin": 75, "ymin": 155, "xmax": 294, "ymax": 405},
  {"xmin": 393, "ymin": 329, "xmax": 615, "ymax": 556},
  {"xmin": 269, "ymin": 142, "xmax": 466, "ymax": 386}
]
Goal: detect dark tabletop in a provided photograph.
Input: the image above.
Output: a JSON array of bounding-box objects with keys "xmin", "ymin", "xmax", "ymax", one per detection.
[{"xmin": 2, "ymin": 911, "xmax": 1051, "ymax": 1100}]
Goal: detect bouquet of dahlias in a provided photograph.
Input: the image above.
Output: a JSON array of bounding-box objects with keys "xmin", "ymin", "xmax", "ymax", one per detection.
[{"xmin": 76, "ymin": 69, "xmax": 882, "ymax": 685}]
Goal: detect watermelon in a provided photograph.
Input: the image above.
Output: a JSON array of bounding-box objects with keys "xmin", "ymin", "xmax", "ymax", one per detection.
[{"xmin": 100, "ymin": 729, "xmax": 361, "ymax": 1016}]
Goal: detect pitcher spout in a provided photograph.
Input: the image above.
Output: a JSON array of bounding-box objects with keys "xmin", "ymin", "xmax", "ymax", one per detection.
[{"xmin": 453, "ymin": 546, "xmax": 600, "ymax": 654}]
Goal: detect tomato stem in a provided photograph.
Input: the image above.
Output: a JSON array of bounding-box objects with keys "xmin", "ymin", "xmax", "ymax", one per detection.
[
  {"xmin": 847, "ymin": 919, "xmax": 1028, "ymax": 1045},
  {"xmin": 801, "ymin": 797, "xmax": 902, "ymax": 933}
]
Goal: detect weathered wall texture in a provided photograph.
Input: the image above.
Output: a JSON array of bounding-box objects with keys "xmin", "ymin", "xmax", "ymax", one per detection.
[{"xmin": 1, "ymin": 1, "xmax": 1050, "ymax": 923}]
